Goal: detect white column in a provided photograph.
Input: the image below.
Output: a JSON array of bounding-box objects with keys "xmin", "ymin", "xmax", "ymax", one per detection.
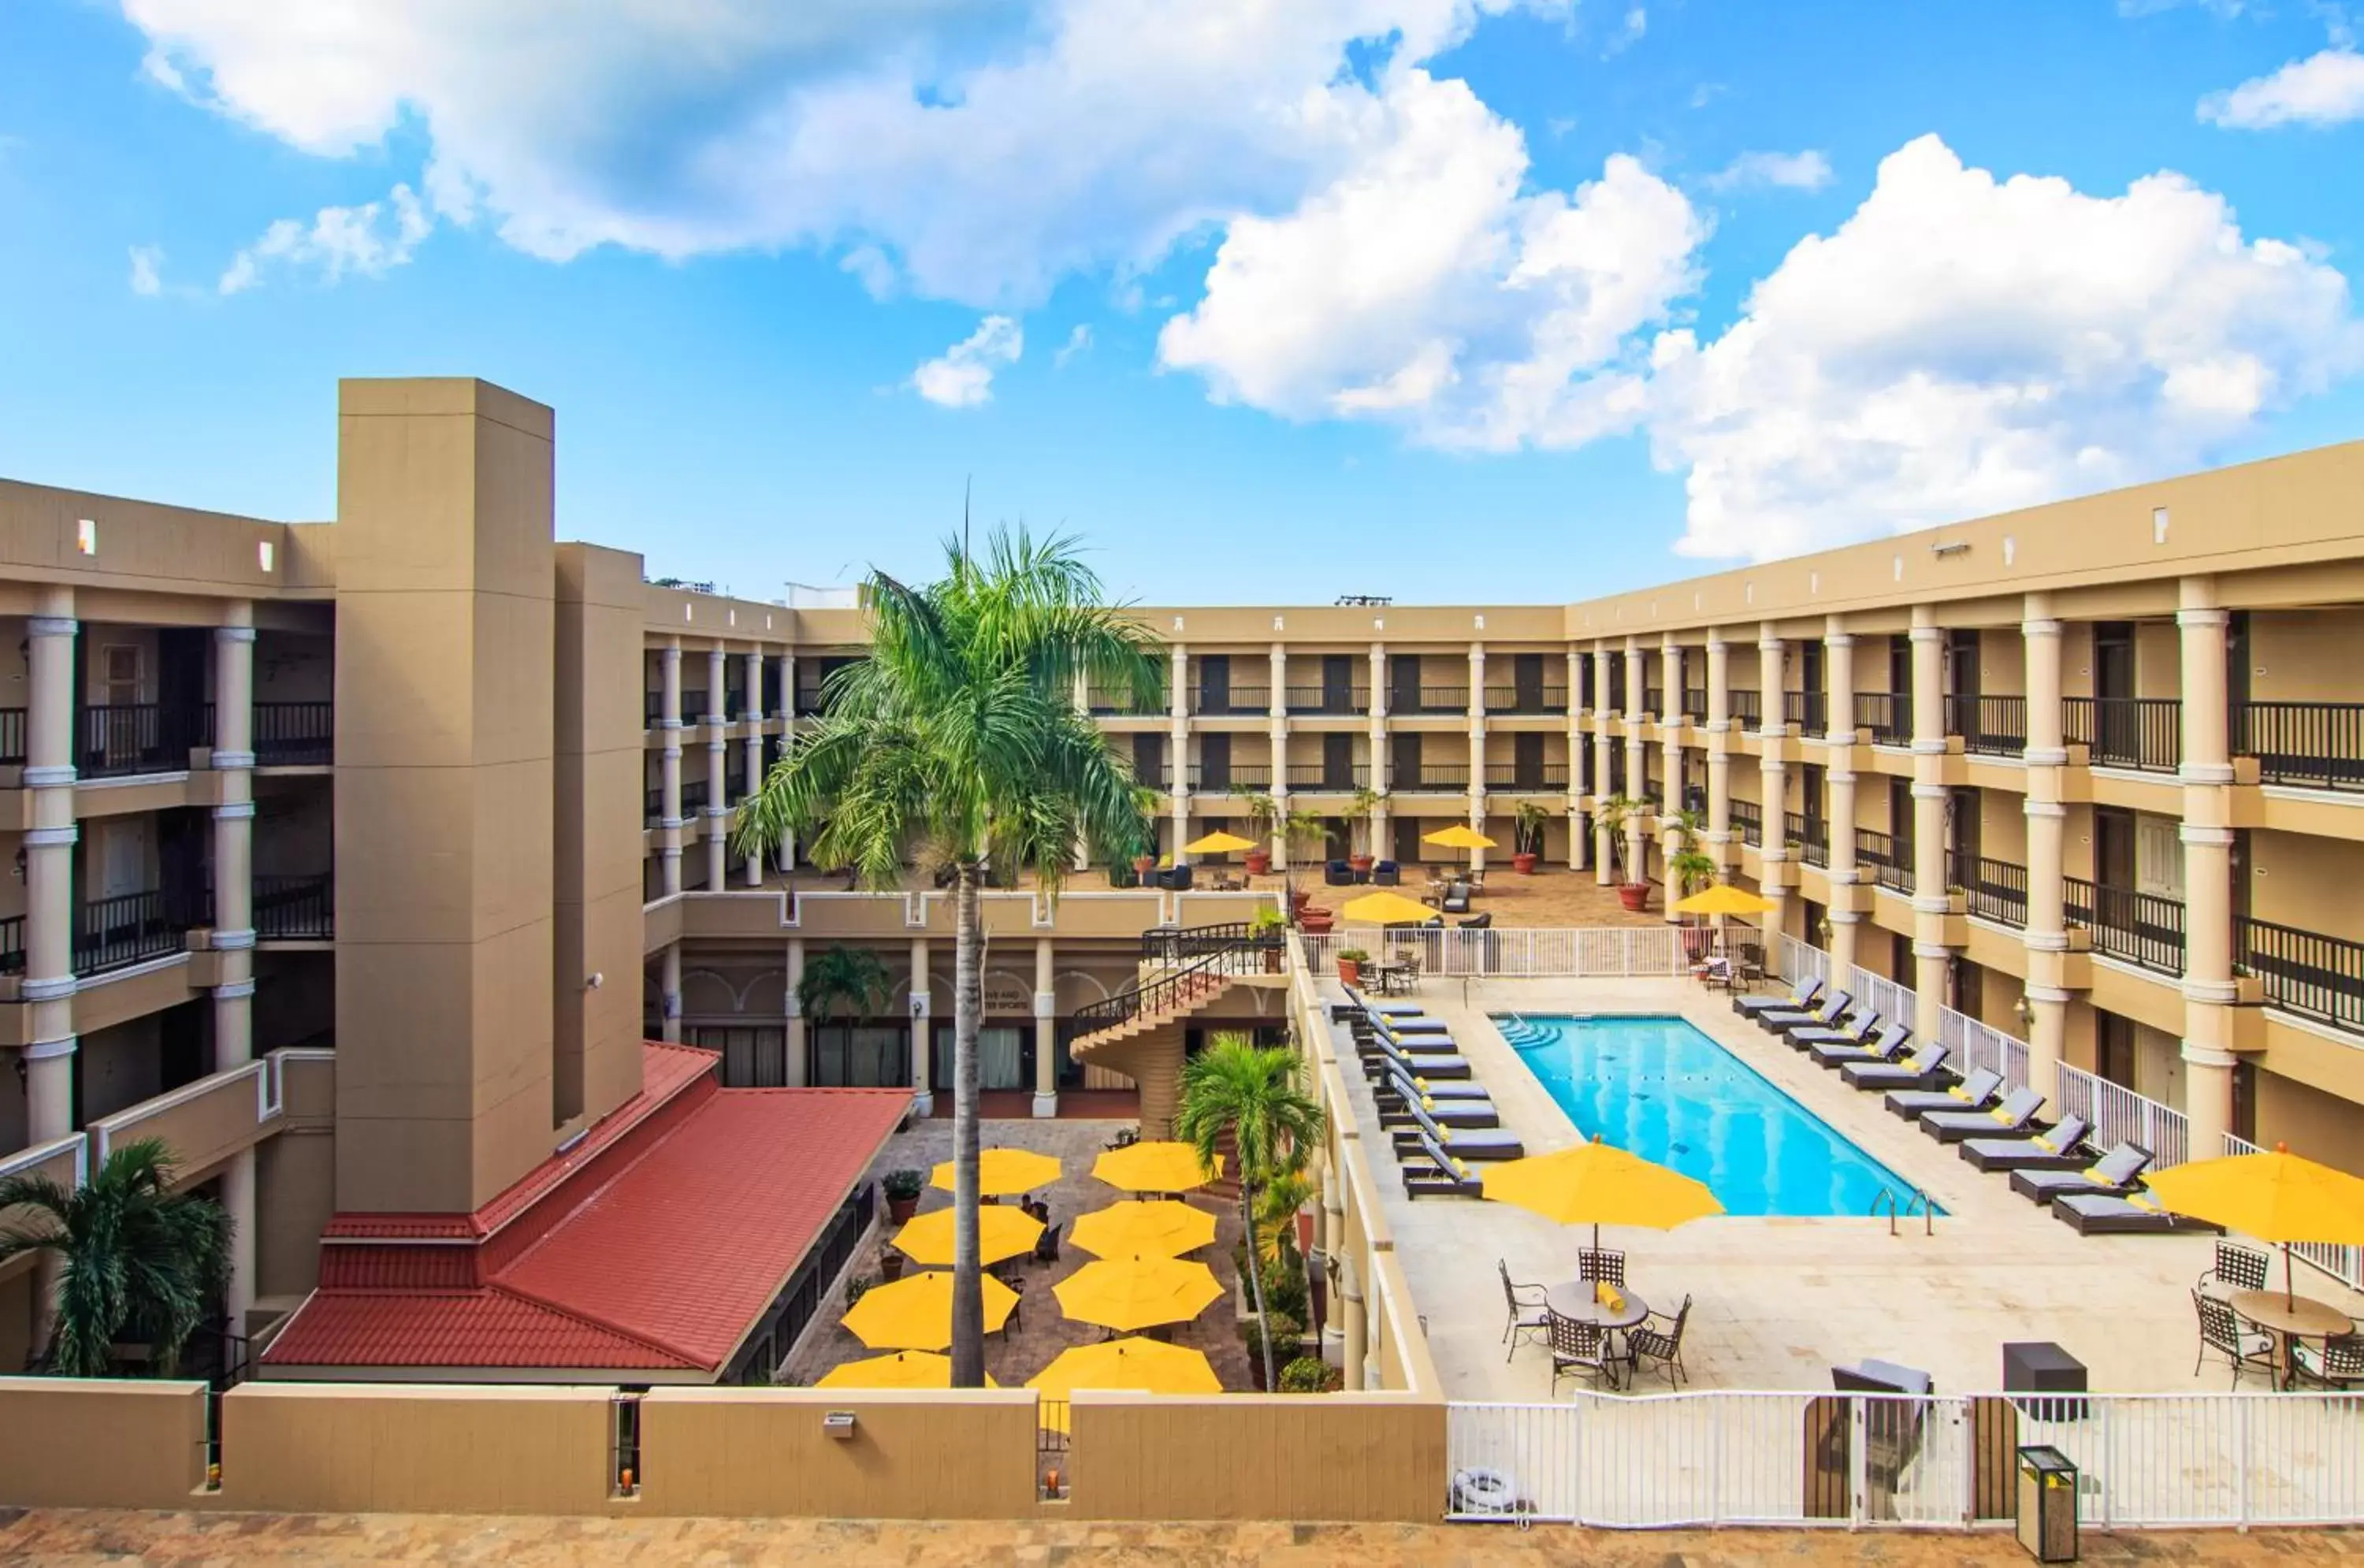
[
  {"xmin": 1909, "ymin": 608, "xmax": 1950, "ymax": 1043},
  {"xmin": 1565, "ymin": 647, "xmax": 1588, "ymax": 870},
  {"xmin": 2178, "ymin": 578, "xmax": 2237, "ymax": 1155},
  {"xmin": 910, "ymin": 936, "xmax": 935, "ymax": 1117},
  {"xmin": 1267, "ymin": 641, "xmax": 1289, "ymax": 868},
  {"xmin": 1622, "ymin": 639, "xmax": 1648, "ymax": 888},
  {"xmin": 1756, "ymin": 626, "xmax": 1790, "ymax": 939},
  {"xmin": 785, "ymin": 936, "xmax": 808, "ymax": 1087},
  {"xmin": 660, "ymin": 942, "xmax": 682, "ymax": 1043},
  {"xmin": 660, "ymin": 640, "xmax": 684, "ymax": 895},
  {"xmin": 1167, "ymin": 644, "xmax": 1188, "ymax": 861},
  {"xmin": 704, "ymin": 644, "xmax": 729, "ymax": 890},
  {"xmin": 778, "ymin": 652, "xmax": 798, "ymax": 870},
  {"xmin": 1660, "ymin": 636, "xmax": 1686, "ymax": 919},
  {"xmin": 1592, "ymin": 645, "xmax": 1615, "ymax": 882},
  {"xmin": 744, "ymin": 649, "xmax": 765, "ymax": 886},
  {"xmin": 210, "ymin": 606, "xmax": 258, "ymax": 1331},
  {"xmin": 1824, "ymin": 621, "xmax": 1860, "ymax": 971},
  {"xmin": 2022, "ymin": 596, "xmax": 2068, "ymax": 1089},
  {"xmin": 1466, "ymin": 641, "xmax": 1488, "ymax": 870},
  {"xmin": 1368, "ymin": 637, "xmax": 1388, "ymax": 805},
  {"xmin": 1704, "ymin": 633, "xmax": 1732, "ymax": 879},
  {"xmin": 1033, "ymin": 935, "xmax": 1059, "ymax": 1118},
  {"xmin": 22, "ymin": 590, "xmax": 78, "ymax": 1149}
]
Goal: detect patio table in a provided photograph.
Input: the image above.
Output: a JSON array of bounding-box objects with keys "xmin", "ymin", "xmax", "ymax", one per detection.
[
  {"xmin": 2230, "ymin": 1289, "xmax": 2355, "ymax": 1388},
  {"xmin": 1545, "ymin": 1280, "xmax": 1649, "ymax": 1333}
]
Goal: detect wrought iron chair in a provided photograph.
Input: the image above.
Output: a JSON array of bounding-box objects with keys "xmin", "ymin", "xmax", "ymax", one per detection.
[
  {"xmin": 2201, "ymin": 1240, "xmax": 2270, "ymax": 1296},
  {"xmin": 1496, "ymin": 1259, "xmax": 1549, "ymax": 1362},
  {"xmin": 1577, "ymin": 1248, "xmax": 1626, "ymax": 1288},
  {"xmin": 1548, "ymin": 1310, "xmax": 1618, "ymax": 1393},
  {"xmin": 2192, "ymin": 1288, "xmax": 2275, "ymax": 1388},
  {"xmin": 1624, "ymin": 1294, "xmax": 1693, "ymax": 1390},
  {"xmin": 2295, "ymin": 1334, "xmax": 2364, "ymax": 1390}
]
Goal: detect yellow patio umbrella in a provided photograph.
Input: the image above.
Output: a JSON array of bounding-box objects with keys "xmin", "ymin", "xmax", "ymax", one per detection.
[
  {"xmin": 1068, "ymin": 1198, "xmax": 1220, "ymax": 1259},
  {"xmin": 842, "ymin": 1269, "xmax": 1019, "ymax": 1351},
  {"xmin": 815, "ymin": 1351, "xmax": 999, "ymax": 1389},
  {"xmin": 893, "ymin": 1204, "xmax": 1045, "ymax": 1267},
  {"xmin": 1422, "ymin": 823, "xmax": 1496, "ymax": 851},
  {"xmin": 931, "ymin": 1146, "xmax": 1061, "ymax": 1198},
  {"xmin": 1054, "ymin": 1254, "xmax": 1226, "ymax": 1333},
  {"xmin": 1092, "ymin": 1140, "xmax": 1222, "ymax": 1194},
  {"xmin": 1183, "ymin": 829, "xmax": 1258, "ymax": 856},
  {"xmin": 1671, "ymin": 882, "xmax": 1775, "ymax": 917},
  {"xmin": 2140, "ymin": 1145, "xmax": 2364, "ymax": 1309},
  {"xmin": 1337, "ymin": 890, "xmax": 1439, "ymax": 927},
  {"xmin": 1027, "ymin": 1337, "xmax": 1221, "ymax": 1433},
  {"xmin": 1481, "ymin": 1135, "xmax": 1725, "ymax": 1252}
]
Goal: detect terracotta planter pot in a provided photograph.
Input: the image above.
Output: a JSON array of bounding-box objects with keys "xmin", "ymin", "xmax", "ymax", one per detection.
[
  {"xmin": 1349, "ymin": 854, "xmax": 1374, "ymax": 874},
  {"xmin": 1132, "ymin": 855, "xmax": 1158, "ymax": 877},
  {"xmin": 879, "ymin": 1251, "xmax": 905, "ymax": 1282},
  {"xmin": 1512, "ymin": 852, "xmax": 1539, "ymax": 875},
  {"xmin": 1617, "ymin": 882, "xmax": 1651, "ymax": 913},
  {"xmin": 1245, "ymin": 849, "xmax": 1271, "ymax": 875},
  {"xmin": 886, "ymin": 1196, "xmax": 919, "ymax": 1224},
  {"xmin": 1337, "ymin": 958, "xmax": 1361, "ymax": 987}
]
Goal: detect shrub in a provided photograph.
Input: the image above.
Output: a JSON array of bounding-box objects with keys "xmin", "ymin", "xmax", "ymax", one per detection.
[
  {"xmin": 845, "ymin": 1273, "xmax": 878, "ymax": 1310},
  {"xmin": 1279, "ymin": 1357, "xmax": 1332, "ymax": 1394},
  {"xmin": 881, "ymin": 1168, "xmax": 927, "ymax": 1201},
  {"xmin": 1336, "ymin": 947, "xmax": 1371, "ymax": 964}
]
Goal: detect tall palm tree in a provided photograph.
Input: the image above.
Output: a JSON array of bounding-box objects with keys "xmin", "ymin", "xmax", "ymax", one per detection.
[
  {"xmin": 734, "ymin": 528, "xmax": 1159, "ymax": 1386},
  {"xmin": 1173, "ymin": 1034, "xmax": 1326, "ymax": 1391},
  {"xmin": 0, "ymin": 1138, "xmax": 230, "ymax": 1377}
]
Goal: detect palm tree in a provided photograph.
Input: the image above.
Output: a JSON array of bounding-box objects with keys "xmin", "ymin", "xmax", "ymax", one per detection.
[
  {"xmin": 0, "ymin": 1138, "xmax": 230, "ymax": 1377},
  {"xmin": 1173, "ymin": 1034, "xmax": 1326, "ymax": 1391},
  {"xmin": 797, "ymin": 944, "xmax": 893, "ymax": 1033},
  {"xmin": 734, "ymin": 528, "xmax": 1159, "ymax": 1387}
]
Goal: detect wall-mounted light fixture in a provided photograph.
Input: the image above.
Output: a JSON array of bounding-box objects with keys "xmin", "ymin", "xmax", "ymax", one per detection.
[{"xmin": 1931, "ymin": 541, "xmax": 1971, "ymax": 558}]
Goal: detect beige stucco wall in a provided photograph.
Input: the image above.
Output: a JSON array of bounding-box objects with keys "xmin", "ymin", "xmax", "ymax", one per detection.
[{"xmin": 0, "ymin": 1377, "xmax": 208, "ymax": 1508}]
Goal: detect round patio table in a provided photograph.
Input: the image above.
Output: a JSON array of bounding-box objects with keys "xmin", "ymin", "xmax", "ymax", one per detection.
[
  {"xmin": 1545, "ymin": 1280, "xmax": 1649, "ymax": 1332},
  {"xmin": 2230, "ymin": 1289, "xmax": 2355, "ymax": 1389}
]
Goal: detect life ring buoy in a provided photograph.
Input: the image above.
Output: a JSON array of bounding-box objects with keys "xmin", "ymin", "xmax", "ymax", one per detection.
[{"xmin": 1452, "ymin": 1466, "xmax": 1516, "ymax": 1513}]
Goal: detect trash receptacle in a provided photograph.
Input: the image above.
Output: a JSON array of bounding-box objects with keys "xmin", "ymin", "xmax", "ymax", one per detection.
[{"xmin": 2016, "ymin": 1444, "xmax": 2078, "ymax": 1562}]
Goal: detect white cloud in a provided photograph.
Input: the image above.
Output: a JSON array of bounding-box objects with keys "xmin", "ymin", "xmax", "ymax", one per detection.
[
  {"xmin": 1704, "ymin": 149, "xmax": 1834, "ymax": 193},
  {"xmin": 912, "ymin": 314, "xmax": 1024, "ymax": 406},
  {"xmin": 128, "ymin": 245, "xmax": 165, "ymax": 295},
  {"xmin": 1054, "ymin": 323, "xmax": 1093, "ymax": 366},
  {"xmin": 1644, "ymin": 135, "xmax": 2362, "ymax": 559},
  {"xmin": 1604, "ymin": 6, "xmax": 1645, "ymax": 55},
  {"xmin": 217, "ymin": 183, "xmax": 433, "ymax": 294},
  {"xmin": 2199, "ymin": 47, "xmax": 2364, "ymax": 128}
]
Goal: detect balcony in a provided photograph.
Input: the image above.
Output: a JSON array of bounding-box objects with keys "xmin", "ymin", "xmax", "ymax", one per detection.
[
  {"xmin": 255, "ymin": 873, "xmax": 334, "ymax": 941},
  {"xmin": 1729, "ymin": 799, "xmax": 1763, "ymax": 848},
  {"xmin": 681, "ymin": 779, "xmax": 712, "ymax": 814},
  {"xmin": 0, "ymin": 913, "xmax": 20, "ymax": 975},
  {"xmin": 1946, "ymin": 693, "xmax": 2028, "ymax": 758},
  {"xmin": 681, "ymin": 689, "xmax": 712, "ymax": 723},
  {"xmin": 2234, "ymin": 701, "xmax": 2364, "ymax": 793},
  {"xmin": 1393, "ymin": 687, "xmax": 1470, "ymax": 716},
  {"xmin": 1643, "ymin": 686, "xmax": 1663, "ymax": 717},
  {"xmin": 253, "ymin": 701, "xmax": 333, "ymax": 767},
  {"xmin": 1482, "ymin": 763, "xmax": 1569, "ymax": 792},
  {"xmin": 2064, "ymin": 697, "xmax": 2180, "ymax": 773},
  {"xmin": 1951, "ymin": 853, "xmax": 2028, "ymax": 928},
  {"xmin": 1681, "ymin": 687, "xmax": 1706, "ymax": 722},
  {"xmin": 2237, "ymin": 916, "xmax": 2364, "ymax": 1036},
  {"xmin": 1283, "ymin": 686, "xmax": 1369, "ymax": 716},
  {"xmin": 2064, "ymin": 877, "xmax": 2186, "ymax": 976},
  {"xmin": 1784, "ymin": 690, "xmax": 1828, "ymax": 733},
  {"xmin": 794, "ymin": 685, "xmax": 830, "ymax": 717},
  {"xmin": 1187, "ymin": 764, "xmax": 1272, "ymax": 792},
  {"xmin": 1484, "ymin": 686, "xmax": 1567, "ymax": 716},
  {"xmin": 79, "ymin": 704, "xmax": 207, "ymax": 780},
  {"xmin": 644, "ymin": 690, "xmax": 663, "ymax": 726},
  {"xmin": 74, "ymin": 890, "xmax": 201, "ymax": 977},
  {"xmin": 87, "ymin": 1056, "xmax": 277, "ymax": 1179},
  {"xmin": 1284, "ymin": 764, "xmax": 1368, "ymax": 791},
  {"xmin": 645, "ymin": 786, "xmax": 663, "ymax": 825},
  {"xmin": 1132, "ymin": 764, "xmax": 1173, "ymax": 790},
  {"xmin": 1087, "ymin": 686, "xmax": 1168, "ymax": 717},
  {"xmin": 0, "ymin": 708, "xmax": 24, "ymax": 765},
  {"xmin": 1855, "ymin": 691, "xmax": 1912, "ymax": 745},
  {"xmin": 1857, "ymin": 827, "xmax": 1913, "ymax": 894},
  {"xmin": 1729, "ymin": 688, "xmax": 1762, "ymax": 727},
  {"xmin": 1394, "ymin": 765, "xmax": 1470, "ymax": 793},
  {"xmin": 1190, "ymin": 687, "xmax": 1270, "ymax": 717},
  {"xmin": 1786, "ymin": 812, "xmax": 1829, "ymax": 868}
]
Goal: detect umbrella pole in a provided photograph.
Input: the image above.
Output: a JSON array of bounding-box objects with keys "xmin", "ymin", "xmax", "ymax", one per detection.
[{"xmin": 2287, "ymin": 1242, "xmax": 2296, "ymax": 1312}]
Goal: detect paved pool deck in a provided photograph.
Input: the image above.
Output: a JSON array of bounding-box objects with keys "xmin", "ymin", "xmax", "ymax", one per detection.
[{"xmin": 1335, "ymin": 975, "xmax": 2364, "ymax": 1399}]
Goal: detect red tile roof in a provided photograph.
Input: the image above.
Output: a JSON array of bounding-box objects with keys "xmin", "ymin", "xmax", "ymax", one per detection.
[{"xmin": 265, "ymin": 1046, "xmax": 910, "ymax": 1377}]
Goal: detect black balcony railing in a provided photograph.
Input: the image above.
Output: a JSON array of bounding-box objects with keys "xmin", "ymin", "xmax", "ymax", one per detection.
[
  {"xmin": 1681, "ymin": 687, "xmax": 1706, "ymax": 722},
  {"xmin": 794, "ymin": 685, "xmax": 830, "ymax": 717},
  {"xmin": 1284, "ymin": 764, "xmax": 1368, "ymax": 790},
  {"xmin": 1946, "ymin": 693, "xmax": 2028, "ymax": 757},
  {"xmin": 2237, "ymin": 916, "xmax": 2364, "ymax": 1035},
  {"xmin": 0, "ymin": 708, "xmax": 24, "ymax": 766},
  {"xmin": 724, "ymin": 683, "xmax": 748, "ymax": 722},
  {"xmin": 1729, "ymin": 799, "xmax": 1763, "ymax": 847},
  {"xmin": 681, "ymin": 779, "xmax": 712, "ymax": 814},
  {"xmin": 680, "ymin": 689, "xmax": 712, "ymax": 723},
  {"xmin": 1857, "ymin": 827, "xmax": 1913, "ymax": 894},
  {"xmin": 1283, "ymin": 686, "xmax": 1369, "ymax": 716},
  {"xmin": 1784, "ymin": 690, "xmax": 1830, "ymax": 732},
  {"xmin": 1856, "ymin": 691, "xmax": 1912, "ymax": 745},
  {"xmin": 79, "ymin": 704, "xmax": 206, "ymax": 778},
  {"xmin": 1644, "ymin": 687, "xmax": 1664, "ymax": 717},
  {"xmin": 2234, "ymin": 701, "xmax": 2364, "ymax": 792},
  {"xmin": 252, "ymin": 701, "xmax": 333, "ymax": 767},
  {"xmin": 1396, "ymin": 765, "xmax": 1470, "ymax": 792},
  {"xmin": 74, "ymin": 889, "xmax": 199, "ymax": 976},
  {"xmin": 726, "ymin": 765, "xmax": 748, "ymax": 801},
  {"xmin": 1728, "ymin": 688, "xmax": 1762, "ymax": 726},
  {"xmin": 255, "ymin": 873, "xmax": 334, "ymax": 941},
  {"xmin": 1786, "ymin": 812, "xmax": 1829, "ymax": 867},
  {"xmin": 0, "ymin": 913, "xmax": 23, "ymax": 975},
  {"xmin": 1950, "ymin": 853, "xmax": 2029, "ymax": 928},
  {"xmin": 1484, "ymin": 686, "xmax": 1568, "ymax": 715},
  {"xmin": 1191, "ymin": 688, "xmax": 1270, "ymax": 716},
  {"xmin": 645, "ymin": 786, "xmax": 663, "ymax": 824},
  {"xmin": 1482, "ymin": 763, "xmax": 1569, "ymax": 791},
  {"xmin": 2064, "ymin": 876, "xmax": 2186, "ymax": 975},
  {"xmin": 1401, "ymin": 687, "xmax": 1469, "ymax": 715},
  {"xmin": 2064, "ymin": 696, "xmax": 2181, "ymax": 773},
  {"xmin": 1087, "ymin": 686, "xmax": 1169, "ymax": 716},
  {"xmin": 1132, "ymin": 764, "xmax": 1173, "ymax": 790},
  {"xmin": 1188, "ymin": 764, "xmax": 1271, "ymax": 792}
]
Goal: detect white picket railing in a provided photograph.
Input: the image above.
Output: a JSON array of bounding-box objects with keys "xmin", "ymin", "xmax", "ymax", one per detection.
[
  {"xmin": 1775, "ymin": 933, "xmax": 1831, "ymax": 989},
  {"xmin": 1847, "ymin": 965, "xmax": 1917, "ymax": 1036},
  {"xmin": 1447, "ymin": 1392, "xmax": 2364, "ymax": 1529},
  {"xmin": 2055, "ymin": 1061, "xmax": 2191, "ymax": 1170},
  {"xmin": 1938, "ymin": 1006, "xmax": 2033, "ymax": 1097},
  {"xmin": 1301, "ymin": 926, "xmax": 1689, "ymax": 979},
  {"xmin": 2225, "ymin": 1133, "xmax": 2364, "ymax": 1291}
]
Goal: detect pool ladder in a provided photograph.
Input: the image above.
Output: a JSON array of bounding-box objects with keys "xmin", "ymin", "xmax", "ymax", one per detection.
[{"xmin": 1870, "ymin": 1187, "xmax": 1935, "ymax": 1238}]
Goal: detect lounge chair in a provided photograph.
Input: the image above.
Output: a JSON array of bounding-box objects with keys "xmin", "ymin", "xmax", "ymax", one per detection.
[
  {"xmin": 1402, "ymin": 1128, "xmax": 1486, "ymax": 1198},
  {"xmin": 2009, "ymin": 1142, "xmax": 2152, "ymax": 1205},
  {"xmin": 1373, "ymin": 1009, "xmax": 1454, "ymax": 1037},
  {"xmin": 1440, "ymin": 882, "xmax": 1474, "ymax": 915},
  {"xmin": 1833, "ymin": 1359, "xmax": 1934, "ymax": 1396},
  {"xmin": 1458, "ymin": 912, "xmax": 1492, "ymax": 929},
  {"xmin": 1884, "ymin": 1066, "xmax": 2002, "ymax": 1120},
  {"xmin": 1919, "ymin": 1084, "xmax": 2045, "ymax": 1143},
  {"xmin": 2053, "ymin": 1191, "xmax": 2220, "ymax": 1235},
  {"xmin": 1805, "ymin": 1021, "xmax": 1913, "ymax": 1068},
  {"xmin": 1958, "ymin": 1114, "xmax": 2093, "ymax": 1173},
  {"xmin": 1838, "ymin": 1042, "xmax": 1951, "ymax": 1092},
  {"xmin": 1361, "ymin": 1036, "xmax": 1475, "ymax": 1081},
  {"xmin": 1735, "ymin": 976, "xmax": 1823, "ymax": 1020},
  {"xmin": 1786, "ymin": 1009, "xmax": 1883, "ymax": 1053},
  {"xmin": 1761, "ymin": 989, "xmax": 1857, "ymax": 1039},
  {"xmin": 1325, "ymin": 860, "xmax": 1355, "ymax": 886},
  {"xmin": 1372, "ymin": 860, "xmax": 1403, "ymax": 886},
  {"xmin": 1342, "ymin": 990, "xmax": 1425, "ymax": 1018},
  {"xmin": 1389, "ymin": 1098, "xmax": 1525, "ymax": 1161},
  {"xmin": 1376, "ymin": 1062, "xmax": 1492, "ymax": 1102},
  {"xmin": 1377, "ymin": 1077, "xmax": 1500, "ymax": 1130}
]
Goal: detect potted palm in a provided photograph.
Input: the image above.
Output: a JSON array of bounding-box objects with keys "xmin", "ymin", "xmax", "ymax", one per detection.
[
  {"xmin": 1335, "ymin": 946, "xmax": 1369, "ymax": 987},
  {"xmin": 1247, "ymin": 905, "xmax": 1288, "ymax": 972},
  {"xmin": 1129, "ymin": 786, "xmax": 1162, "ymax": 879},
  {"xmin": 1343, "ymin": 786, "xmax": 1381, "ymax": 875},
  {"xmin": 882, "ymin": 1167, "xmax": 926, "ymax": 1224},
  {"xmin": 1511, "ymin": 800, "xmax": 1549, "ymax": 875},
  {"xmin": 1597, "ymin": 794, "xmax": 1651, "ymax": 912},
  {"xmin": 1243, "ymin": 792, "xmax": 1280, "ymax": 876}
]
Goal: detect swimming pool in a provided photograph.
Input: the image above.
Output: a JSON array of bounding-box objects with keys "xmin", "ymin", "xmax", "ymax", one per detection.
[{"xmin": 1497, "ymin": 1013, "xmax": 1940, "ymax": 1217}]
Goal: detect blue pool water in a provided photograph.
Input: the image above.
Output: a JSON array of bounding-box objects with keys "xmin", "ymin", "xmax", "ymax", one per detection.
[{"xmin": 1497, "ymin": 1013, "xmax": 1941, "ymax": 1217}]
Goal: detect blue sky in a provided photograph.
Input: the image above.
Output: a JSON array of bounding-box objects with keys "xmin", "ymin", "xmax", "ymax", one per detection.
[{"xmin": 1, "ymin": 1, "xmax": 2358, "ymax": 604}]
